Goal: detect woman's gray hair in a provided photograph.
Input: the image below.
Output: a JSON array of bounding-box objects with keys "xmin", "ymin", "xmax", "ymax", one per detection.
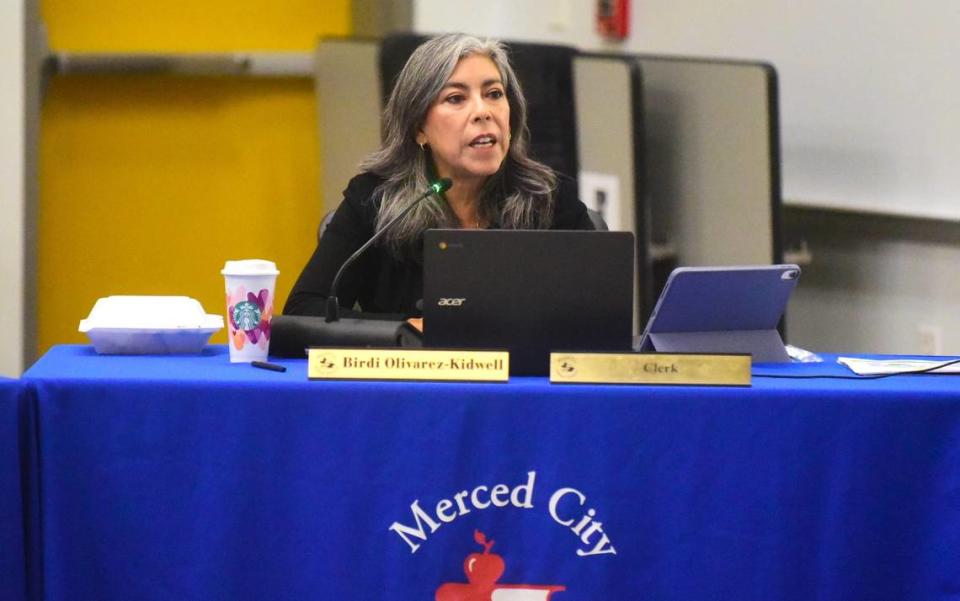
[{"xmin": 359, "ymin": 33, "xmax": 557, "ymax": 256}]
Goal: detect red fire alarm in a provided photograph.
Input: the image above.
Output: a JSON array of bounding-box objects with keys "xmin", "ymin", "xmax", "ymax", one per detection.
[{"xmin": 597, "ymin": 0, "xmax": 630, "ymax": 40}]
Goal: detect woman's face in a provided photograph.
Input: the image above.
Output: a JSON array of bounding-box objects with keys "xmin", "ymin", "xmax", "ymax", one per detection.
[{"xmin": 417, "ymin": 54, "xmax": 511, "ymax": 186}]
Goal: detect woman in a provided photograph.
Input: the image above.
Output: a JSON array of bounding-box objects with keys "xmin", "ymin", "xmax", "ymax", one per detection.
[{"xmin": 284, "ymin": 33, "xmax": 594, "ymax": 319}]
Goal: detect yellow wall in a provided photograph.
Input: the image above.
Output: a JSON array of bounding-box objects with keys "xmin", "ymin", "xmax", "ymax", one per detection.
[
  {"xmin": 39, "ymin": 1, "xmax": 351, "ymax": 353},
  {"xmin": 43, "ymin": 0, "xmax": 350, "ymax": 51}
]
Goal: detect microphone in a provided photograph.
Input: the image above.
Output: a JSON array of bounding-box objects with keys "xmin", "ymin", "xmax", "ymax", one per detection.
[
  {"xmin": 325, "ymin": 177, "xmax": 452, "ymax": 322},
  {"xmin": 269, "ymin": 178, "xmax": 452, "ymax": 356}
]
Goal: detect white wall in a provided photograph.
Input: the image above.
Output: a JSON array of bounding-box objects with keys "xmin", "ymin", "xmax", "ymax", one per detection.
[
  {"xmin": 0, "ymin": 0, "xmax": 25, "ymax": 376},
  {"xmin": 415, "ymin": 0, "xmax": 960, "ymax": 356},
  {"xmin": 784, "ymin": 209, "xmax": 960, "ymax": 356},
  {"xmin": 414, "ymin": 1, "xmax": 600, "ymax": 47}
]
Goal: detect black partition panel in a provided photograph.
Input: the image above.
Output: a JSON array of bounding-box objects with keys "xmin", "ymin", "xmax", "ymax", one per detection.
[{"xmin": 379, "ymin": 34, "xmax": 579, "ymax": 180}]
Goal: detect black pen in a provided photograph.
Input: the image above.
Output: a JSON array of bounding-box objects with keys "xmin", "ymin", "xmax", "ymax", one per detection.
[{"xmin": 252, "ymin": 360, "xmax": 287, "ymax": 373}]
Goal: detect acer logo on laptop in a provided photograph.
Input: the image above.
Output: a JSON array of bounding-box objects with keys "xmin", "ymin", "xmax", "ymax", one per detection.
[{"xmin": 438, "ymin": 298, "xmax": 466, "ymax": 307}]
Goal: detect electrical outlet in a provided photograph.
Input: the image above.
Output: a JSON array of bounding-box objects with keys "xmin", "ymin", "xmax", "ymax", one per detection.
[{"xmin": 917, "ymin": 324, "xmax": 943, "ymax": 356}]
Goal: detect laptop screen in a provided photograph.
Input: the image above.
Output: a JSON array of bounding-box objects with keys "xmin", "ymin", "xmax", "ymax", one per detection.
[{"xmin": 423, "ymin": 230, "xmax": 635, "ymax": 375}]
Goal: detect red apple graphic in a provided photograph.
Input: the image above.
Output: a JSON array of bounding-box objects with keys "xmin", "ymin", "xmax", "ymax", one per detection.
[{"xmin": 464, "ymin": 529, "xmax": 505, "ymax": 585}]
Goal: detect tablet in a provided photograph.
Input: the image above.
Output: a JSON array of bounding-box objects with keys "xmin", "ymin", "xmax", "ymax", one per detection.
[{"xmin": 637, "ymin": 265, "xmax": 800, "ymax": 362}]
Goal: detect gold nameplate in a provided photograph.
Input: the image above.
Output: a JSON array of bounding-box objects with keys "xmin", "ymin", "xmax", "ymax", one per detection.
[
  {"xmin": 550, "ymin": 353, "xmax": 751, "ymax": 386},
  {"xmin": 308, "ymin": 348, "xmax": 509, "ymax": 382}
]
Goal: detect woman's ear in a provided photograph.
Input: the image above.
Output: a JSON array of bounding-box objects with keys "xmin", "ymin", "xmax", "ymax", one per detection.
[{"xmin": 415, "ymin": 131, "xmax": 427, "ymax": 147}]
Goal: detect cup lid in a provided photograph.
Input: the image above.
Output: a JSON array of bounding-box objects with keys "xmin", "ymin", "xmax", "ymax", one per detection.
[{"xmin": 221, "ymin": 259, "xmax": 279, "ymax": 276}]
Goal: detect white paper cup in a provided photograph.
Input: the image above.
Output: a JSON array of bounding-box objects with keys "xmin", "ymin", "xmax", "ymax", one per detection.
[{"xmin": 221, "ymin": 259, "xmax": 279, "ymax": 363}]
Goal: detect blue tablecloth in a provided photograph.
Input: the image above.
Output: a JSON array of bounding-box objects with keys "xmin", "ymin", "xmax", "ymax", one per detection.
[
  {"xmin": 1, "ymin": 378, "xmax": 30, "ymax": 601},
  {"xmin": 22, "ymin": 345, "xmax": 960, "ymax": 600}
]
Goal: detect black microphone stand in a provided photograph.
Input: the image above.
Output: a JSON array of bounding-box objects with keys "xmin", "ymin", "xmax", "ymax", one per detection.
[
  {"xmin": 269, "ymin": 178, "xmax": 452, "ymax": 356},
  {"xmin": 326, "ymin": 178, "xmax": 452, "ymax": 322}
]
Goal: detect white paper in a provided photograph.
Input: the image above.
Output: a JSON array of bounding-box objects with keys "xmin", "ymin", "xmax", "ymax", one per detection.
[
  {"xmin": 837, "ymin": 357, "xmax": 960, "ymax": 376},
  {"xmin": 578, "ymin": 171, "xmax": 622, "ymax": 231}
]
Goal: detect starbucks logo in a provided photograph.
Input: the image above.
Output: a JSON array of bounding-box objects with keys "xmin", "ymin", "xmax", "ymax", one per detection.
[{"xmin": 232, "ymin": 300, "xmax": 262, "ymax": 331}]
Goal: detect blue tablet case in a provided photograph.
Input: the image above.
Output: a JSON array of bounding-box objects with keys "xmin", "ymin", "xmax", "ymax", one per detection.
[{"xmin": 638, "ymin": 265, "xmax": 800, "ymax": 363}]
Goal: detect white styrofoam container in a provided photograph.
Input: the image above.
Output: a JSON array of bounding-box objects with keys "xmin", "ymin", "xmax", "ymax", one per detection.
[{"xmin": 79, "ymin": 296, "xmax": 224, "ymax": 355}]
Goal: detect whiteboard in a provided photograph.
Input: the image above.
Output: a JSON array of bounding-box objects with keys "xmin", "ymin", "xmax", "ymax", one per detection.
[{"xmin": 628, "ymin": 1, "xmax": 960, "ymax": 221}]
